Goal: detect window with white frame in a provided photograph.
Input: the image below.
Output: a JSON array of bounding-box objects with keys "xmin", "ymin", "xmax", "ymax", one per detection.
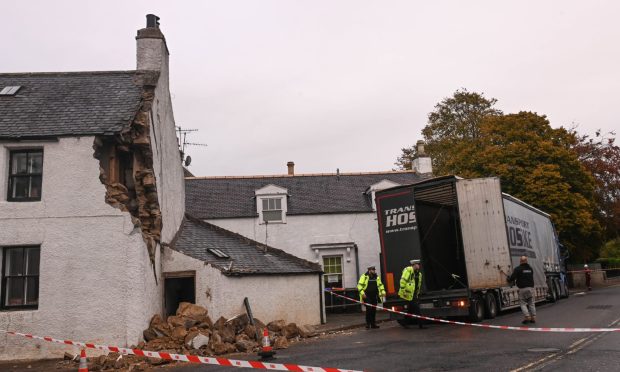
[
  {"xmin": 1, "ymin": 246, "xmax": 40, "ymax": 309},
  {"xmin": 262, "ymin": 197, "xmax": 283, "ymax": 222}
]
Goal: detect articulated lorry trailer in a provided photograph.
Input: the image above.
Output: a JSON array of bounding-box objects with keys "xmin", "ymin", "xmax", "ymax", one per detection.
[{"xmin": 375, "ymin": 176, "xmax": 569, "ymax": 322}]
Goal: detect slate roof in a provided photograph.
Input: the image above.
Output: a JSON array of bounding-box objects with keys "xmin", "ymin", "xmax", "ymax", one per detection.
[
  {"xmin": 171, "ymin": 215, "xmax": 322, "ymax": 276},
  {"xmin": 0, "ymin": 71, "xmax": 144, "ymax": 139},
  {"xmin": 185, "ymin": 171, "xmax": 425, "ymax": 219}
]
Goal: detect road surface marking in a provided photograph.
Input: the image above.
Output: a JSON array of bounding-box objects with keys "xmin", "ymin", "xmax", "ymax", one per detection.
[
  {"xmin": 568, "ymin": 337, "xmax": 587, "ymax": 349},
  {"xmin": 511, "ymin": 317, "xmax": 620, "ymax": 371}
]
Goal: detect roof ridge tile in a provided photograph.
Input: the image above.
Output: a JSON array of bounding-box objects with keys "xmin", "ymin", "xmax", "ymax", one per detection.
[{"xmin": 186, "ymin": 170, "xmax": 417, "ymax": 180}]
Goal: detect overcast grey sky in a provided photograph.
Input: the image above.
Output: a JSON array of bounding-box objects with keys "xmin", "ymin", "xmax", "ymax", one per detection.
[{"xmin": 2, "ymin": 1, "xmax": 619, "ymax": 176}]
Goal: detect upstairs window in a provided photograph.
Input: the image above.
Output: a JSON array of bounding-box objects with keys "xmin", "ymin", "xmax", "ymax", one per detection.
[
  {"xmin": 262, "ymin": 198, "xmax": 283, "ymax": 222},
  {"xmin": 8, "ymin": 149, "xmax": 43, "ymax": 202},
  {"xmin": 1, "ymin": 246, "xmax": 40, "ymax": 309},
  {"xmin": 255, "ymin": 184, "xmax": 288, "ymax": 224}
]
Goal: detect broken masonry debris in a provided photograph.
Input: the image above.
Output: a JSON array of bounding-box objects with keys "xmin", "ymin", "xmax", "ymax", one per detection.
[{"xmin": 88, "ymin": 301, "xmax": 313, "ymax": 369}]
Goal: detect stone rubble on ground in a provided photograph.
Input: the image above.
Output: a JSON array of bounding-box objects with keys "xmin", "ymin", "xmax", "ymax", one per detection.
[{"xmin": 79, "ymin": 302, "xmax": 317, "ymax": 371}]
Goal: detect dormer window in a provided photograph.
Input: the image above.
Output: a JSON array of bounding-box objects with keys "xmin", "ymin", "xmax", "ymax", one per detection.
[
  {"xmin": 255, "ymin": 184, "xmax": 288, "ymax": 224},
  {"xmin": 367, "ymin": 179, "xmax": 401, "ymax": 211}
]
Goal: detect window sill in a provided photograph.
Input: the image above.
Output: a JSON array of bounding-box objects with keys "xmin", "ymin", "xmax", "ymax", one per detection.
[
  {"xmin": 1, "ymin": 306, "xmax": 39, "ymax": 312},
  {"xmin": 259, "ymin": 221, "xmax": 286, "ymax": 225}
]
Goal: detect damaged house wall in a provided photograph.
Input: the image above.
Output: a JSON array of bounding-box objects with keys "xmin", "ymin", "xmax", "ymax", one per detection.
[
  {"xmin": 0, "ymin": 136, "xmax": 158, "ymax": 360},
  {"xmin": 93, "ymin": 73, "xmax": 163, "ymax": 268},
  {"xmin": 92, "ymin": 69, "xmax": 185, "ymax": 347},
  {"xmin": 91, "ymin": 21, "xmax": 186, "ymax": 346},
  {"xmin": 142, "ymin": 35, "xmax": 186, "ymax": 247}
]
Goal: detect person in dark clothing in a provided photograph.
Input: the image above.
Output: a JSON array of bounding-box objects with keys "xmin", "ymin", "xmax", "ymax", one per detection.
[
  {"xmin": 357, "ymin": 266, "xmax": 386, "ymax": 329},
  {"xmin": 584, "ymin": 264, "xmax": 592, "ymax": 290},
  {"xmin": 507, "ymin": 256, "xmax": 536, "ymax": 324}
]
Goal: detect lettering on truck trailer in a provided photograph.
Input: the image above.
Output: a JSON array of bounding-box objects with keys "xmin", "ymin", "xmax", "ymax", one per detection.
[
  {"xmin": 384, "ymin": 205, "xmax": 417, "ymax": 232},
  {"xmin": 506, "ymin": 214, "xmax": 537, "ymax": 258}
]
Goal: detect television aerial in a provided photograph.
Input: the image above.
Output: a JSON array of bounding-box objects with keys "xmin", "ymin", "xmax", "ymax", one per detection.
[{"xmin": 176, "ymin": 126, "xmax": 207, "ymax": 166}]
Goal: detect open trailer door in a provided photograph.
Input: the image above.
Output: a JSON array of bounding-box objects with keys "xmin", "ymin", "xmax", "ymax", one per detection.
[{"xmin": 375, "ymin": 185, "xmax": 422, "ymax": 297}]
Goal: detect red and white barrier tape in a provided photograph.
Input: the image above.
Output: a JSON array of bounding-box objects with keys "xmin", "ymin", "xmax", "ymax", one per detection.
[
  {"xmin": 326, "ymin": 290, "xmax": 620, "ymax": 333},
  {"xmin": 1, "ymin": 330, "xmax": 362, "ymax": 372}
]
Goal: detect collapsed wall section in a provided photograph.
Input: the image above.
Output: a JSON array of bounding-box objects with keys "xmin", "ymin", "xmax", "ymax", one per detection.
[{"xmin": 93, "ymin": 72, "xmax": 163, "ymax": 266}]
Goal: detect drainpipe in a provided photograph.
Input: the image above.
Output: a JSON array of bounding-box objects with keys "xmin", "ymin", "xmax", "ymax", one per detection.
[
  {"xmin": 354, "ymin": 244, "xmax": 360, "ymax": 280},
  {"xmin": 319, "ymin": 273, "xmax": 325, "ymax": 324}
]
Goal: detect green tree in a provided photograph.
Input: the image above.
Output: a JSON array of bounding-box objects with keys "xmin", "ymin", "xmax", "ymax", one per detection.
[
  {"xmin": 599, "ymin": 238, "xmax": 620, "ymax": 259},
  {"xmin": 395, "ymin": 89, "xmax": 502, "ymax": 173},
  {"xmin": 474, "ymin": 112, "xmax": 601, "ymax": 261},
  {"xmin": 394, "ymin": 146, "xmax": 417, "ymax": 171},
  {"xmin": 397, "ymin": 91, "xmax": 602, "ymax": 261}
]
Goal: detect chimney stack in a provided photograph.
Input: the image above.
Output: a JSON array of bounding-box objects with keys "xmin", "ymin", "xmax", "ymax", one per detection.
[
  {"xmin": 412, "ymin": 140, "xmax": 433, "ymax": 174},
  {"xmin": 287, "ymin": 161, "xmax": 295, "ymax": 175},
  {"xmin": 136, "ymin": 14, "xmax": 169, "ymax": 72}
]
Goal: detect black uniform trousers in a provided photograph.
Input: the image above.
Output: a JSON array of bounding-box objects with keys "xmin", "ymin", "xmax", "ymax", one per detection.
[
  {"xmin": 405, "ymin": 298, "xmax": 425, "ymax": 327},
  {"xmin": 365, "ymin": 298, "xmax": 378, "ymax": 326}
]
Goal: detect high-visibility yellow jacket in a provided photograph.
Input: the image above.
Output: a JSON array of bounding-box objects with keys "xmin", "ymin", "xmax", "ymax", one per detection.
[
  {"xmin": 357, "ymin": 273, "xmax": 386, "ymax": 302},
  {"xmin": 398, "ymin": 266, "xmax": 423, "ymax": 301}
]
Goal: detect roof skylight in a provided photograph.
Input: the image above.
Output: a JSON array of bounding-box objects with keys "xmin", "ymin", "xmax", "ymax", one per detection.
[
  {"xmin": 0, "ymin": 86, "xmax": 21, "ymax": 95},
  {"xmin": 207, "ymin": 248, "xmax": 230, "ymax": 258}
]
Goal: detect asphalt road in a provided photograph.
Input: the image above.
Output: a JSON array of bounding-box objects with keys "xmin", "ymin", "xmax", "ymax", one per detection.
[{"xmin": 170, "ymin": 284, "xmax": 620, "ymax": 372}]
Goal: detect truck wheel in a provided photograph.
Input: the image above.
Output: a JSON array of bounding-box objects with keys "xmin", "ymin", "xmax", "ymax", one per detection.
[
  {"xmin": 484, "ymin": 292, "xmax": 498, "ymax": 319},
  {"xmin": 469, "ymin": 296, "xmax": 485, "ymax": 323}
]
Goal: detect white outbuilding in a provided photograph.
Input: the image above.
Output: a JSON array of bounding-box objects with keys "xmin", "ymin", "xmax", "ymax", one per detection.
[{"xmin": 163, "ymin": 215, "xmax": 323, "ymax": 326}]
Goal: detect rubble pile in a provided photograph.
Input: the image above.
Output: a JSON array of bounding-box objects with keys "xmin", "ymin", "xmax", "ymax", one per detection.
[{"xmin": 86, "ymin": 302, "xmax": 317, "ymax": 370}]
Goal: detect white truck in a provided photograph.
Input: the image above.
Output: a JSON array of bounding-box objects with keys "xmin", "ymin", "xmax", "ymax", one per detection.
[{"xmin": 375, "ymin": 176, "xmax": 569, "ymax": 321}]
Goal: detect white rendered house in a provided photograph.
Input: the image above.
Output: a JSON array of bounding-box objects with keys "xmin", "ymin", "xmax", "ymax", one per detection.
[{"xmin": 0, "ymin": 15, "xmax": 184, "ymax": 360}]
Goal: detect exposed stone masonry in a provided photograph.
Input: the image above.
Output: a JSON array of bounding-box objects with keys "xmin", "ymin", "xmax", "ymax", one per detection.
[{"xmin": 93, "ymin": 71, "xmax": 163, "ymax": 267}]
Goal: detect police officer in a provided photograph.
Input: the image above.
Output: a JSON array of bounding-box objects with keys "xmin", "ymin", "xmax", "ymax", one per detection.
[
  {"xmin": 357, "ymin": 265, "xmax": 386, "ymax": 329},
  {"xmin": 507, "ymin": 256, "xmax": 536, "ymax": 324},
  {"xmin": 398, "ymin": 259, "xmax": 426, "ymax": 328}
]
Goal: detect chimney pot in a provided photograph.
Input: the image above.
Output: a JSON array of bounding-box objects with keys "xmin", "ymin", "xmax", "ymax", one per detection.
[
  {"xmin": 146, "ymin": 14, "xmax": 160, "ymax": 28},
  {"xmin": 287, "ymin": 161, "xmax": 295, "ymax": 175},
  {"xmin": 416, "ymin": 140, "xmax": 426, "ymax": 156}
]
